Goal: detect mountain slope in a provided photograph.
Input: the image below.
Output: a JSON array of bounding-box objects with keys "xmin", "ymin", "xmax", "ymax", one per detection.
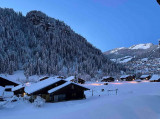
[
  {"xmin": 104, "ymin": 43, "xmax": 158, "ymax": 61},
  {"xmin": 0, "ymin": 8, "xmax": 124, "ymax": 77}
]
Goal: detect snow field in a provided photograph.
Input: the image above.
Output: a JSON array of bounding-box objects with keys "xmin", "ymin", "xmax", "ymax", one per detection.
[{"xmin": 1, "ymin": 81, "xmax": 160, "ymax": 119}]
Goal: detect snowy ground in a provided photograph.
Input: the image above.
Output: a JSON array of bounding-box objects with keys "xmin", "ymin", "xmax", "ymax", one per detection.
[{"xmin": 1, "ymin": 81, "xmax": 160, "ymax": 119}]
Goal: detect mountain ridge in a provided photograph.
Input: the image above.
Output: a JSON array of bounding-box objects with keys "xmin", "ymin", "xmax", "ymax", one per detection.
[
  {"xmin": 104, "ymin": 43, "xmax": 160, "ymax": 74},
  {"xmin": 0, "ymin": 8, "xmax": 124, "ymax": 78}
]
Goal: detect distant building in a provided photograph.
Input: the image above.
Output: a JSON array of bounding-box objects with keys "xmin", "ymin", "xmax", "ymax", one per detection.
[
  {"xmin": 77, "ymin": 78, "xmax": 85, "ymax": 84},
  {"xmin": 65, "ymin": 76, "xmax": 75, "ymax": 82},
  {"xmin": 57, "ymin": 76, "xmax": 65, "ymax": 79},
  {"xmin": 149, "ymin": 75, "xmax": 160, "ymax": 82},
  {"xmin": 101, "ymin": 76, "xmax": 114, "ymax": 82},
  {"xmin": 140, "ymin": 75, "xmax": 151, "ymax": 80},
  {"xmin": 65, "ymin": 76, "xmax": 85, "ymax": 84},
  {"xmin": 120, "ymin": 75, "xmax": 135, "ymax": 81}
]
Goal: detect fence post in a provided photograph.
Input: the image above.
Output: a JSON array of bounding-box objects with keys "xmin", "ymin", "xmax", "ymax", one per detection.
[{"xmin": 116, "ymin": 89, "xmax": 118, "ymax": 95}]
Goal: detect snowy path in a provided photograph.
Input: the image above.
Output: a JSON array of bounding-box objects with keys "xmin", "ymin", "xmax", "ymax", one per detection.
[{"xmin": 1, "ymin": 82, "xmax": 160, "ymax": 119}]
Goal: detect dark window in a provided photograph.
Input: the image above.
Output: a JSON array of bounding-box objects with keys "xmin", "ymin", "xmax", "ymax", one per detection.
[
  {"xmin": 54, "ymin": 94, "xmax": 66, "ymax": 102},
  {"xmin": 5, "ymin": 88, "xmax": 11, "ymax": 91}
]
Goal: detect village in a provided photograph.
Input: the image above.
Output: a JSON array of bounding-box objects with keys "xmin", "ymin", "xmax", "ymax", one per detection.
[
  {"xmin": 0, "ymin": 72, "xmax": 160, "ymax": 104},
  {"xmin": 124, "ymin": 58, "xmax": 160, "ymax": 74},
  {"xmin": 1, "ymin": 72, "xmax": 160, "ymax": 119}
]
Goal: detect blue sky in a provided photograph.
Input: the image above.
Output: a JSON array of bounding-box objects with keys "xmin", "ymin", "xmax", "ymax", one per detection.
[{"xmin": 0, "ymin": 0, "xmax": 160, "ymax": 51}]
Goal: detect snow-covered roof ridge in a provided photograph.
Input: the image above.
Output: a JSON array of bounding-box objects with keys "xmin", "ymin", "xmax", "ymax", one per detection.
[
  {"xmin": 102, "ymin": 76, "xmax": 113, "ymax": 79},
  {"xmin": 129, "ymin": 43, "xmax": 153, "ymax": 50},
  {"xmin": 65, "ymin": 76, "xmax": 75, "ymax": 81},
  {"xmin": 12, "ymin": 84, "xmax": 24, "ymax": 92},
  {"xmin": 25, "ymin": 77, "xmax": 65, "ymax": 94},
  {"xmin": 120, "ymin": 75, "xmax": 131, "ymax": 78},
  {"xmin": 48, "ymin": 82, "xmax": 71, "ymax": 94},
  {"xmin": 5, "ymin": 85, "xmax": 14, "ymax": 89},
  {"xmin": 48, "ymin": 82, "xmax": 89, "ymax": 94}
]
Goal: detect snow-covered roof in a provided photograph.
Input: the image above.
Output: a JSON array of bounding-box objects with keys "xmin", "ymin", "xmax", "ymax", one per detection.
[
  {"xmin": 48, "ymin": 82, "xmax": 89, "ymax": 94},
  {"xmin": 25, "ymin": 77, "xmax": 64, "ymax": 94},
  {"xmin": 48, "ymin": 82, "xmax": 71, "ymax": 94},
  {"xmin": 102, "ymin": 76, "xmax": 112, "ymax": 79},
  {"xmin": 120, "ymin": 75, "xmax": 130, "ymax": 78},
  {"xmin": 0, "ymin": 86, "xmax": 4, "ymax": 97},
  {"xmin": 5, "ymin": 85, "xmax": 14, "ymax": 89},
  {"xmin": 0, "ymin": 76, "xmax": 21, "ymax": 85},
  {"xmin": 12, "ymin": 85, "xmax": 24, "ymax": 92},
  {"xmin": 65, "ymin": 76, "xmax": 75, "ymax": 81},
  {"xmin": 140, "ymin": 75, "xmax": 150, "ymax": 78},
  {"xmin": 150, "ymin": 75, "xmax": 160, "ymax": 81}
]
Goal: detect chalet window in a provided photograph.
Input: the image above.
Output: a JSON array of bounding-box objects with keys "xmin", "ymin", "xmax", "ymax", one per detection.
[{"xmin": 54, "ymin": 94, "xmax": 66, "ymax": 102}]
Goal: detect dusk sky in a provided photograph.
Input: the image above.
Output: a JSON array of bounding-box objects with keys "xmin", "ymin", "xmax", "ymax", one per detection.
[{"xmin": 0, "ymin": 0, "xmax": 160, "ymax": 51}]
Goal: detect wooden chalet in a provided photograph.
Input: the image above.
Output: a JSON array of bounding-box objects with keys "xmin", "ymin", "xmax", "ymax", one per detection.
[
  {"xmin": 101, "ymin": 76, "xmax": 114, "ymax": 82},
  {"xmin": 24, "ymin": 77, "xmax": 89, "ymax": 102},
  {"xmin": 48, "ymin": 82, "xmax": 88, "ymax": 102},
  {"xmin": 0, "ymin": 77, "xmax": 20, "ymax": 87},
  {"xmin": 149, "ymin": 75, "xmax": 160, "ymax": 82},
  {"xmin": 120, "ymin": 75, "xmax": 135, "ymax": 81},
  {"xmin": 140, "ymin": 75, "xmax": 151, "ymax": 80}
]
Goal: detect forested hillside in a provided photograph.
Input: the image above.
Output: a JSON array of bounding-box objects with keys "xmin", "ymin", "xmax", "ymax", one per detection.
[{"xmin": 0, "ymin": 8, "xmax": 124, "ymax": 77}]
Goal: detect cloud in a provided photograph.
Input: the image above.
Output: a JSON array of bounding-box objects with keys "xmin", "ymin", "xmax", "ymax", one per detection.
[{"xmin": 94, "ymin": 0, "xmax": 128, "ymax": 7}]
